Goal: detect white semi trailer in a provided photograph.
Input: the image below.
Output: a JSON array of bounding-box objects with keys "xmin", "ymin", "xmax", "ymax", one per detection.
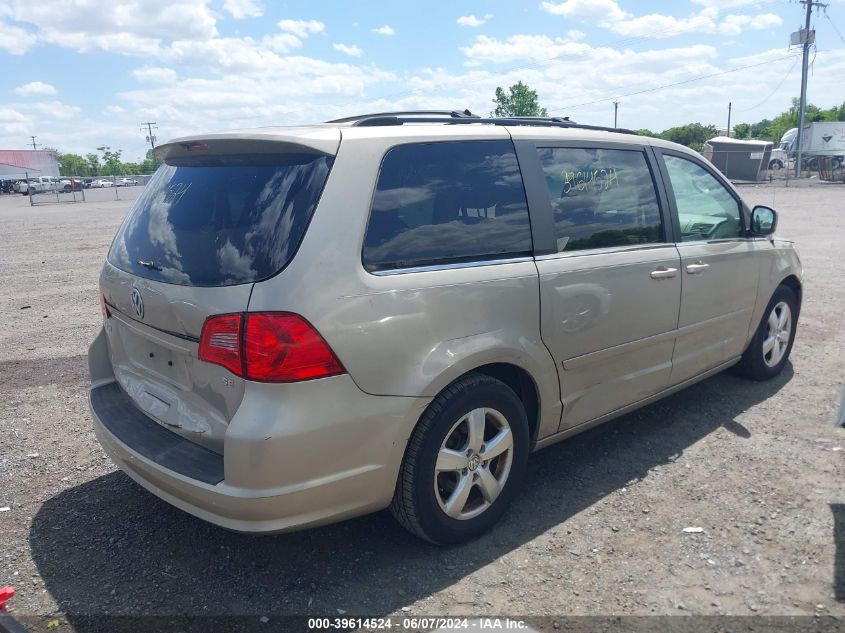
[{"xmin": 779, "ymin": 123, "xmax": 845, "ymax": 170}]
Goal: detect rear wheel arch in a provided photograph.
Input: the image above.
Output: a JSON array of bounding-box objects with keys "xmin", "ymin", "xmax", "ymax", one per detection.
[
  {"xmin": 418, "ymin": 361, "xmax": 542, "ymax": 443},
  {"xmin": 470, "ymin": 363, "xmax": 540, "ymax": 442}
]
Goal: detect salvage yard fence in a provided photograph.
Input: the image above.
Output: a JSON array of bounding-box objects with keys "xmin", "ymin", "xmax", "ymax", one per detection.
[{"xmin": 17, "ymin": 173, "xmax": 153, "ymax": 206}]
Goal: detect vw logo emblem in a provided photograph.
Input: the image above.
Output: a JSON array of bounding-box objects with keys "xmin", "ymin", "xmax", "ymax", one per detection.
[{"xmin": 130, "ymin": 287, "xmax": 144, "ymax": 319}]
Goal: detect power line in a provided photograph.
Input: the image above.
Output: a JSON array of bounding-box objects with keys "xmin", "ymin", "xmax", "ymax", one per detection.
[
  {"xmin": 735, "ymin": 55, "xmax": 800, "ymax": 112},
  {"xmin": 29, "ymin": 135, "xmax": 40, "ymax": 150},
  {"xmin": 823, "ymin": 12, "xmax": 845, "ymax": 44}
]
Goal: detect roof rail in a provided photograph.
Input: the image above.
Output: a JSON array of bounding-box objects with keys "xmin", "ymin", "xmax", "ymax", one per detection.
[
  {"xmin": 327, "ymin": 110, "xmax": 478, "ymax": 123},
  {"xmin": 330, "ymin": 112, "xmax": 638, "ymax": 135}
]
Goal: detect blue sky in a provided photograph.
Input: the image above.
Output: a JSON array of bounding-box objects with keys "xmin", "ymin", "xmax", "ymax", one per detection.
[{"xmin": 1, "ymin": 0, "xmax": 844, "ymax": 161}]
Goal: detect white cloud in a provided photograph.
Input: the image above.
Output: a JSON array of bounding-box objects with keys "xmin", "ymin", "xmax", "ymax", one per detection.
[
  {"xmin": 0, "ymin": 21, "xmax": 36, "ymax": 54},
  {"xmin": 457, "ymin": 14, "xmax": 493, "ymax": 27},
  {"xmin": 105, "ymin": 105, "xmax": 125, "ymax": 114},
  {"xmin": 262, "ymin": 33, "xmax": 303, "ymax": 53},
  {"xmin": 6, "ymin": 0, "xmax": 217, "ymax": 42},
  {"xmin": 333, "ymin": 43, "xmax": 363, "ymax": 57},
  {"xmin": 222, "ymin": 0, "xmax": 262, "ymax": 19},
  {"xmin": 372, "ymin": 25, "xmax": 395, "ymax": 36},
  {"xmin": 567, "ymin": 29, "xmax": 586, "ymax": 41},
  {"xmin": 29, "ymin": 101, "xmax": 80, "ymax": 120},
  {"xmin": 607, "ymin": 11, "xmax": 718, "ymax": 37},
  {"xmin": 14, "ymin": 81, "xmax": 57, "ymax": 96},
  {"xmin": 0, "ymin": 107, "xmax": 31, "ymax": 136},
  {"xmin": 132, "ymin": 67, "xmax": 178, "ymax": 83},
  {"xmin": 277, "ymin": 19, "xmax": 325, "ymax": 38},
  {"xmin": 539, "ymin": 0, "xmax": 629, "ymax": 22},
  {"xmin": 541, "ymin": 0, "xmax": 783, "ymax": 39},
  {"xmin": 691, "ymin": 0, "xmax": 773, "ymax": 8},
  {"xmin": 750, "ymin": 13, "xmax": 782, "ymax": 29}
]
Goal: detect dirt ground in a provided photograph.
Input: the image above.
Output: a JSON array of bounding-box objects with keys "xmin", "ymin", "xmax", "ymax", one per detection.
[{"xmin": 0, "ymin": 181, "xmax": 844, "ymax": 629}]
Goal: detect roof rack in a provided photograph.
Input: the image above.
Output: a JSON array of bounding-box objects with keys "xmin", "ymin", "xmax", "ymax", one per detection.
[
  {"xmin": 326, "ymin": 111, "xmax": 637, "ymax": 135},
  {"xmin": 327, "ymin": 110, "xmax": 478, "ymax": 123}
]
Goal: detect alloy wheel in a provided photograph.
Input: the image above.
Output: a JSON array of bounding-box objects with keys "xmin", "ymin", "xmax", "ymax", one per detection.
[
  {"xmin": 763, "ymin": 301, "xmax": 792, "ymax": 368},
  {"xmin": 434, "ymin": 407, "xmax": 514, "ymax": 520}
]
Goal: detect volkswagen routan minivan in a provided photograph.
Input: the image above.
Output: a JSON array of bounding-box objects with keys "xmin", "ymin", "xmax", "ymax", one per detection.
[{"xmin": 89, "ymin": 111, "xmax": 802, "ymax": 543}]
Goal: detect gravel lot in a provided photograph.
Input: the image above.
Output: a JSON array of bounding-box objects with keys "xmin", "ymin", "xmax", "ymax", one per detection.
[{"xmin": 1, "ymin": 182, "xmax": 844, "ymax": 629}]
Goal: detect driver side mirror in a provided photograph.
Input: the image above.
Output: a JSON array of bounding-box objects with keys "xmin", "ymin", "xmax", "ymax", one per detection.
[{"xmin": 750, "ymin": 205, "xmax": 777, "ymax": 236}]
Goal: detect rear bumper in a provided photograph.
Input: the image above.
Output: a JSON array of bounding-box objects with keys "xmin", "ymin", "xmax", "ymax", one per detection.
[{"xmin": 88, "ymin": 329, "xmax": 429, "ymax": 534}]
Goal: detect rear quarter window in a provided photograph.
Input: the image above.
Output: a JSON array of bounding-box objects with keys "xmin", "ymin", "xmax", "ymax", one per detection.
[
  {"xmin": 107, "ymin": 154, "xmax": 333, "ymax": 286},
  {"xmin": 362, "ymin": 140, "xmax": 533, "ymax": 272}
]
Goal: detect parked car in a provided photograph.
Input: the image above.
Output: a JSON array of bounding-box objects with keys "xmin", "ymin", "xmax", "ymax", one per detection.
[
  {"xmin": 18, "ymin": 176, "xmax": 61, "ymax": 195},
  {"xmin": 60, "ymin": 178, "xmax": 84, "ymax": 192},
  {"xmin": 115, "ymin": 177, "xmax": 140, "ymax": 187},
  {"xmin": 91, "ymin": 179, "xmax": 114, "ymax": 188},
  {"xmin": 88, "ymin": 112, "xmax": 802, "ymax": 544}
]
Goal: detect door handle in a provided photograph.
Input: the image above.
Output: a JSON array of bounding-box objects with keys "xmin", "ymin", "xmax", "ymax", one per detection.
[
  {"xmin": 650, "ymin": 266, "xmax": 678, "ymax": 279},
  {"xmin": 686, "ymin": 262, "xmax": 710, "ymax": 274}
]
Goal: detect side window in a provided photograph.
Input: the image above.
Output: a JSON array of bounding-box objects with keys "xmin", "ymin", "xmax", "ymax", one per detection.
[
  {"xmin": 535, "ymin": 147, "xmax": 664, "ymax": 252},
  {"xmin": 362, "ymin": 140, "xmax": 532, "ymax": 272},
  {"xmin": 663, "ymin": 154, "xmax": 743, "ymax": 241}
]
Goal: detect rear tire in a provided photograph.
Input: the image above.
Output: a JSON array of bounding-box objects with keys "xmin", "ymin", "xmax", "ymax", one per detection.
[
  {"xmin": 734, "ymin": 284, "xmax": 798, "ymax": 381},
  {"xmin": 390, "ymin": 373, "xmax": 529, "ymax": 544}
]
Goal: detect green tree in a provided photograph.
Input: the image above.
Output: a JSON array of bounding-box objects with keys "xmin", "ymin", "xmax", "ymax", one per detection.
[
  {"xmin": 139, "ymin": 148, "xmax": 158, "ymax": 173},
  {"xmin": 636, "ymin": 128, "xmax": 657, "ymax": 137},
  {"xmin": 57, "ymin": 153, "xmax": 90, "ymax": 176},
  {"xmin": 492, "ymin": 81, "xmax": 548, "ymax": 117},
  {"xmin": 86, "ymin": 153, "xmax": 100, "ymax": 176},
  {"xmin": 97, "ymin": 146, "xmax": 124, "ymax": 176},
  {"xmin": 733, "ymin": 123, "xmax": 751, "ymax": 139},
  {"xmin": 659, "ymin": 123, "xmax": 716, "ymax": 152}
]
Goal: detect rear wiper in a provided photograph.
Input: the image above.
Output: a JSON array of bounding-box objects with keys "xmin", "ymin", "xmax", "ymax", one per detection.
[{"xmin": 136, "ymin": 259, "xmax": 163, "ymax": 271}]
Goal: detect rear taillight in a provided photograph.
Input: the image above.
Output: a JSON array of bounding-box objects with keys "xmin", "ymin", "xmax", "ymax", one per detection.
[
  {"xmin": 198, "ymin": 312, "xmax": 344, "ymax": 383},
  {"xmin": 198, "ymin": 313, "xmax": 243, "ymax": 377}
]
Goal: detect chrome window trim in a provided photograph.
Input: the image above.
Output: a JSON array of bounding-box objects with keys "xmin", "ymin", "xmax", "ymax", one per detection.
[
  {"xmin": 533, "ymin": 243, "xmax": 677, "ymax": 262},
  {"xmin": 370, "ymin": 256, "xmax": 534, "ymax": 276}
]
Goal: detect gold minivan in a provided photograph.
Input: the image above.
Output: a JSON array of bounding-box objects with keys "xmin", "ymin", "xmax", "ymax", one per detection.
[{"xmin": 89, "ymin": 112, "xmax": 802, "ymax": 543}]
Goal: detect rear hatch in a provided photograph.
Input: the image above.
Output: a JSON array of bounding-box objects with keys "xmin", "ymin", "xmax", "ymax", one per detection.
[{"xmin": 100, "ymin": 129, "xmax": 339, "ymax": 452}]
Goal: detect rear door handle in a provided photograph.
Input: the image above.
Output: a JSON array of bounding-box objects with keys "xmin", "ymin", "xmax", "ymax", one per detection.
[
  {"xmin": 650, "ymin": 266, "xmax": 678, "ymax": 279},
  {"xmin": 686, "ymin": 262, "xmax": 710, "ymax": 274}
]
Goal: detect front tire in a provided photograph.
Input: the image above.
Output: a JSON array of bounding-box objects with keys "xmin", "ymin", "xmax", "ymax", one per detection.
[
  {"xmin": 391, "ymin": 373, "xmax": 529, "ymax": 544},
  {"xmin": 734, "ymin": 284, "xmax": 798, "ymax": 381}
]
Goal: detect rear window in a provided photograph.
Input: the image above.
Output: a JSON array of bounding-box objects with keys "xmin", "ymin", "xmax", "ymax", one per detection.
[
  {"xmin": 362, "ymin": 140, "xmax": 532, "ymax": 272},
  {"xmin": 107, "ymin": 154, "xmax": 333, "ymax": 286}
]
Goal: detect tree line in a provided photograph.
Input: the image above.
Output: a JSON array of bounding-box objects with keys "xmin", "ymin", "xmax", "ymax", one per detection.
[
  {"xmin": 493, "ymin": 82, "xmax": 845, "ymax": 153},
  {"xmin": 56, "ymin": 146, "xmax": 158, "ymax": 177}
]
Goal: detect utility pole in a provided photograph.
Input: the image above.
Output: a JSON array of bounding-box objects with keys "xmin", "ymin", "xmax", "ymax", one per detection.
[
  {"xmin": 140, "ymin": 122, "xmax": 158, "ymax": 150},
  {"xmin": 29, "ymin": 136, "xmax": 39, "ymax": 150},
  {"xmin": 795, "ymin": 0, "xmax": 826, "ymax": 177},
  {"xmin": 727, "ymin": 102, "xmax": 732, "ymax": 138},
  {"xmin": 613, "ymin": 101, "xmax": 619, "ymax": 128}
]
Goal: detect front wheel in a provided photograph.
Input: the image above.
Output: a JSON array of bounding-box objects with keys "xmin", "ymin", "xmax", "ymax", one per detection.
[
  {"xmin": 734, "ymin": 284, "xmax": 798, "ymax": 380},
  {"xmin": 391, "ymin": 373, "xmax": 529, "ymax": 544}
]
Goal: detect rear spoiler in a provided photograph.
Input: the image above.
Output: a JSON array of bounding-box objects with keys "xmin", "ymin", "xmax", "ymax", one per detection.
[{"xmin": 155, "ymin": 128, "xmax": 341, "ymax": 163}]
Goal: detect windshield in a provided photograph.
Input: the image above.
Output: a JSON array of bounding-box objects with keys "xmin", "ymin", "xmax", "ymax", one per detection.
[{"xmin": 107, "ymin": 154, "xmax": 333, "ymax": 287}]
